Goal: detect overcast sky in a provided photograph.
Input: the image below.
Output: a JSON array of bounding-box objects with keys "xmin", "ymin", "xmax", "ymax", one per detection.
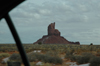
[{"xmin": 0, "ymin": 0, "xmax": 100, "ymax": 45}]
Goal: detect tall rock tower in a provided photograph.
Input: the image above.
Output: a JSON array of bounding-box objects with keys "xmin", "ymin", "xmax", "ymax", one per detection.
[{"xmin": 48, "ymin": 22, "xmax": 60, "ymax": 36}]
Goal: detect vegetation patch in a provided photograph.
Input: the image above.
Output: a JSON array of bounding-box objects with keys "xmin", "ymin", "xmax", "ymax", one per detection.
[
  {"xmin": 9, "ymin": 53, "xmax": 63, "ymax": 64},
  {"xmin": 0, "ymin": 53, "xmax": 10, "ymax": 59},
  {"xmin": 1, "ymin": 44, "xmax": 100, "ymax": 66},
  {"xmin": 9, "ymin": 53, "xmax": 22, "ymax": 62},
  {"xmin": 65, "ymin": 52, "xmax": 95, "ymax": 64},
  {"xmin": 89, "ymin": 57, "xmax": 100, "ymax": 66},
  {"xmin": 76, "ymin": 52, "xmax": 94, "ymax": 64}
]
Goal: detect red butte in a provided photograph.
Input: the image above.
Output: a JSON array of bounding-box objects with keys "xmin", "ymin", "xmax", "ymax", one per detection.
[{"xmin": 33, "ymin": 22, "xmax": 80, "ymax": 45}]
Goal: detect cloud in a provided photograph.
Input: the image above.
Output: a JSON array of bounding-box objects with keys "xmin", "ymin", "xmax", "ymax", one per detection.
[{"xmin": 0, "ymin": 0, "xmax": 100, "ymax": 44}]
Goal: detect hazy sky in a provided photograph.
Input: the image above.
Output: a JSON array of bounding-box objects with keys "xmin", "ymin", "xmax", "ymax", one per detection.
[{"xmin": 0, "ymin": 0, "xmax": 100, "ymax": 45}]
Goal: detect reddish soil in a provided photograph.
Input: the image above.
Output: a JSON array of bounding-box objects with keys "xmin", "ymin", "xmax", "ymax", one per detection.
[{"xmin": 0, "ymin": 51, "xmax": 19, "ymax": 55}]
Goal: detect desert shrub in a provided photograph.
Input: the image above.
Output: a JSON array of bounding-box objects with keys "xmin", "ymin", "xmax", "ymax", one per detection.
[
  {"xmin": 49, "ymin": 57, "xmax": 63, "ymax": 64},
  {"xmin": 89, "ymin": 57, "xmax": 100, "ymax": 66},
  {"xmin": 41, "ymin": 55, "xmax": 49, "ymax": 63},
  {"xmin": 9, "ymin": 53, "xmax": 22, "ymax": 62},
  {"xmin": 28, "ymin": 53, "xmax": 39, "ymax": 62},
  {"xmin": 25, "ymin": 48, "xmax": 34, "ymax": 53},
  {"xmin": 81, "ymin": 52, "xmax": 94, "ymax": 58},
  {"xmin": 46, "ymin": 51, "xmax": 59, "ymax": 57},
  {"xmin": 76, "ymin": 56, "xmax": 89, "ymax": 64},
  {"xmin": 0, "ymin": 53, "xmax": 10, "ymax": 59},
  {"xmin": 28, "ymin": 53, "xmax": 63, "ymax": 64},
  {"xmin": 65, "ymin": 54, "xmax": 89, "ymax": 63},
  {"xmin": 41, "ymin": 55, "xmax": 63, "ymax": 64},
  {"xmin": 40, "ymin": 54, "xmax": 63, "ymax": 64},
  {"xmin": 28, "ymin": 55, "xmax": 37, "ymax": 62},
  {"xmin": 70, "ymin": 49, "xmax": 75, "ymax": 54},
  {"xmin": 65, "ymin": 50, "xmax": 80, "ymax": 62},
  {"xmin": 70, "ymin": 55, "xmax": 80, "ymax": 61},
  {"xmin": 90, "ymin": 43, "xmax": 93, "ymax": 45},
  {"xmin": 38, "ymin": 42, "xmax": 42, "ymax": 45},
  {"xmin": 55, "ymin": 57, "xmax": 63, "ymax": 64},
  {"xmin": 65, "ymin": 52, "xmax": 95, "ymax": 64},
  {"xmin": 51, "ymin": 46, "xmax": 56, "ymax": 51},
  {"xmin": 65, "ymin": 51, "xmax": 73, "ymax": 59},
  {"xmin": 76, "ymin": 52, "xmax": 95, "ymax": 64}
]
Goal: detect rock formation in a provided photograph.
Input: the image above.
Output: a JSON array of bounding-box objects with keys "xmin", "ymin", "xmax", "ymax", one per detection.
[
  {"xmin": 33, "ymin": 22, "xmax": 80, "ymax": 45},
  {"xmin": 48, "ymin": 22, "xmax": 60, "ymax": 36}
]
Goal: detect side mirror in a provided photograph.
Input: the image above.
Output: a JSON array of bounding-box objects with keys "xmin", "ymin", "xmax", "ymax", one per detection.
[{"xmin": 0, "ymin": 0, "xmax": 24, "ymax": 20}]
